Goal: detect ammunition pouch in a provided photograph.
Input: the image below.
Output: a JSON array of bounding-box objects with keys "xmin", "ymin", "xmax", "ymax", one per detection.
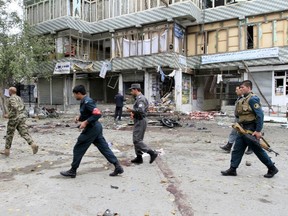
[{"xmin": 134, "ymin": 112, "xmax": 145, "ymax": 120}]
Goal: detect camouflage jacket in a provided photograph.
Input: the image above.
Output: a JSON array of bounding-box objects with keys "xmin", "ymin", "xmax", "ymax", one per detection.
[{"xmin": 8, "ymin": 94, "xmax": 26, "ymax": 119}]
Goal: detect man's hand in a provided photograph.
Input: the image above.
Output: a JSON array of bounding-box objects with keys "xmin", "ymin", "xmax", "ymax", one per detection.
[
  {"xmin": 3, "ymin": 114, "xmax": 8, "ymax": 118},
  {"xmin": 130, "ymin": 112, "xmax": 134, "ymax": 119},
  {"xmin": 126, "ymin": 107, "xmax": 132, "ymax": 112},
  {"xmin": 252, "ymin": 131, "xmax": 262, "ymax": 140},
  {"xmin": 79, "ymin": 120, "xmax": 88, "ymax": 129},
  {"xmin": 74, "ymin": 116, "xmax": 80, "ymax": 123}
]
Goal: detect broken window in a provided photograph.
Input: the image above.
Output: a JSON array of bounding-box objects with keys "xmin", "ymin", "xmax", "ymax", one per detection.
[
  {"xmin": 204, "ymin": 0, "xmax": 213, "ymax": 8},
  {"xmin": 215, "ymin": 0, "xmax": 225, "ymax": 7},
  {"xmin": 247, "ymin": 25, "xmax": 254, "ymax": 49},
  {"xmin": 116, "ymin": 24, "xmax": 169, "ymax": 57},
  {"xmin": 91, "ymin": 38, "xmax": 111, "ymax": 60},
  {"xmin": 274, "ymin": 71, "xmax": 286, "ymax": 96}
]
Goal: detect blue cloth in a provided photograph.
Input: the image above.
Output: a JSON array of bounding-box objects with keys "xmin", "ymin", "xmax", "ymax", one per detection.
[
  {"xmin": 115, "ymin": 93, "xmax": 124, "ymax": 107},
  {"xmin": 230, "ymin": 93, "xmax": 274, "ymax": 169},
  {"xmin": 248, "ymin": 95, "xmax": 264, "ymax": 132},
  {"xmin": 174, "ymin": 23, "xmax": 184, "ymax": 39},
  {"xmin": 231, "ymin": 134, "xmax": 274, "ymax": 169},
  {"xmin": 71, "ymin": 95, "xmax": 118, "ymax": 170},
  {"xmin": 79, "ymin": 96, "xmax": 101, "ymax": 125},
  {"xmin": 71, "ymin": 122, "xmax": 118, "ymax": 169},
  {"xmin": 157, "ymin": 66, "xmax": 166, "ymax": 82}
]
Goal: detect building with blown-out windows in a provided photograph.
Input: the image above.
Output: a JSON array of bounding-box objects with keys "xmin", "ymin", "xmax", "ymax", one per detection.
[{"xmin": 24, "ymin": 0, "xmax": 288, "ymax": 112}]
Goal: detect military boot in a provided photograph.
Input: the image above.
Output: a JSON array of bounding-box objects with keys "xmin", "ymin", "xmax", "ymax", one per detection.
[
  {"xmin": 245, "ymin": 147, "xmax": 253, "ymax": 155},
  {"xmin": 109, "ymin": 162, "xmax": 124, "ymax": 176},
  {"xmin": 30, "ymin": 143, "xmax": 39, "ymax": 154},
  {"xmin": 220, "ymin": 142, "xmax": 233, "ymax": 153},
  {"xmin": 147, "ymin": 150, "xmax": 158, "ymax": 164},
  {"xmin": 264, "ymin": 165, "xmax": 278, "ymax": 178},
  {"xmin": 131, "ymin": 155, "xmax": 143, "ymax": 164},
  {"xmin": 221, "ymin": 167, "xmax": 237, "ymax": 176},
  {"xmin": 60, "ymin": 168, "xmax": 77, "ymax": 178},
  {"xmin": 0, "ymin": 148, "xmax": 10, "ymax": 156}
]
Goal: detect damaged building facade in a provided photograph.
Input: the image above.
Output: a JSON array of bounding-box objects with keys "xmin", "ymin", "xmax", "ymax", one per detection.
[{"xmin": 24, "ymin": 0, "xmax": 288, "ymax": 112}]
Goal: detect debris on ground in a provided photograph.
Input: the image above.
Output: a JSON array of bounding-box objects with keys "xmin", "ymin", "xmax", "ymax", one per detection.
[{"xmin": 188, "ymin": 111, "xmax": 219, "ymax": 120}]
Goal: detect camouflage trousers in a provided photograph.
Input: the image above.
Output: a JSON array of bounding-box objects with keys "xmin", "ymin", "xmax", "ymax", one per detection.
[{"xmin": 5, "ymin": 117, "xmax": 34, "ymax": 149}]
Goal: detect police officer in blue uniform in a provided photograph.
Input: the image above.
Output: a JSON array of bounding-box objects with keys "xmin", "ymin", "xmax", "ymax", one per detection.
[
  {"xmin": 126, "ymin": 83, "xmax": 158, "ymax": 164},
  {"xmin": 60, "ymin": 85, "xmax": 124, "ymax": 178},
  {"xmin": 220, "ymin": 85, "xmax": 252, "ymax": 155},
  {"xmin": 221, "ymin": 80, "xmax": 278, "ymax": 178}
]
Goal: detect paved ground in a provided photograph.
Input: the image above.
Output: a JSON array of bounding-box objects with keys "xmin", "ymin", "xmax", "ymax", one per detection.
[{"xmin": 0, "ymin": 112, "xmax": 287, "ymax": 216}]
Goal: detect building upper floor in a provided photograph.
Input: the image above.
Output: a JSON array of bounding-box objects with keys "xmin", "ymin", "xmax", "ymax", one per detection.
[
  {"xmin": 24, "ymin": 0, "xmax": 203, "ymax": 25},
  {"xmin": 46, "ymin": 9, "xmax": 288, "ymax": 62},
  {"xmin": 25, "ymin": 0, "xmax": 288, "ymax": 71}
]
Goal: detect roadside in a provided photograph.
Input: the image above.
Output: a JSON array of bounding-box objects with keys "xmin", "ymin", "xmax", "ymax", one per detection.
[{"xmin": 0, "ymin": 112, "xmax": 287, "ymax": 216}]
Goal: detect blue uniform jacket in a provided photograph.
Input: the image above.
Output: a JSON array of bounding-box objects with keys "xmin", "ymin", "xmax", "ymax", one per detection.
[
  {"xmin": 79, "ymin": 96, "xmax": 101, "ymax": 126},
  {"xmin": 115, "ymin": 93, "xmax": 124, "ymax": 107},
  {"xmin": 248, "ymin": 95, "xmax": 264, "ymax": 132}
]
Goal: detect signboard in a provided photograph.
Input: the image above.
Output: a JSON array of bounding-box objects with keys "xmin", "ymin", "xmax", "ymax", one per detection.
[
  {"xmin": 201, "ymin": 47, "xmax": 279, "ymax": 64},
  {"xmin": 99, "ymin": 61, "xmax": 111, "ymax": 78},
  {"xmin": 54, "ymin": 62, "xmax": 71, "ymax": 74}
]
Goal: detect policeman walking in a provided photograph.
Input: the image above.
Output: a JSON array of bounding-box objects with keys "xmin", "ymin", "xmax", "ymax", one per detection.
[
  {"xmin": 220, "ymin": 85, "xmax": 252, "ymax": 154},
  {"xmin": 60, "ymin": 85, "xmax": 124, "ymax": 178},
  {"xmin": 221, "ymin": 80, "xmax": 278, "ymax": 178},
  {"xmin": 1, "ymin": 87, "xmax": 38, "ymax": 156},
  {"xmin": 114, "ymin": 91, "xmax": 125, "ymax": 121},
  {"xmin": 126, "ymin": 83, "xmax": 158, "ymax": 164}
]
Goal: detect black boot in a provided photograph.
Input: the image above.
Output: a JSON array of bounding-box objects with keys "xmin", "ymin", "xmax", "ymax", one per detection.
[
  {"xmin": 109, "ymin": 163, "xmax": 124, "ymax": 176},
  {"xmin": 220, "ymin": 142, "xmax": 233, "ymax": 153},
  {"xmin": 245, "ymin": 147, "xmax": 253, "ymax": 155},
  {"xmin": 264, "ymin": 165, "xmax": 278, "ymax": 178},
  {"xmin": 131, "ymin": 155, "xmax": 143, "ymax": 164},
  {"xmin": 60, "ymin": 168, "xmax": 76, "ymax": 178},
  {"xmin": 221, "ymin": 167, "xmax": 237, "ymax": 176},
  {"xmin": 147, "ymin": 150, "xmax": 158, "ymax": 164}
]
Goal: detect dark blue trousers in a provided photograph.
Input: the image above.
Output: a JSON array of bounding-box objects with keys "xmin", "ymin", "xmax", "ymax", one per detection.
[
  {"xmin": 71, "ymin": 121, "xmax": 118, "ymax": 170},
  {"xmin": 231, "ymin": 134, "xmax": 274, "ymax": 169},
  {"xmin": 114, "ymin": 106, "xmax": 123, "ymax": 120}
]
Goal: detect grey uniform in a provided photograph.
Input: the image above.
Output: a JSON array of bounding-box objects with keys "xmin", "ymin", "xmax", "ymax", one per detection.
[
  {"xmin": 228, "ymin": 96, "xmax": 243, "ymax": 144},
  {"xmin": 132, "ymin": 93, "xmax": 152, "ymax": 156}
]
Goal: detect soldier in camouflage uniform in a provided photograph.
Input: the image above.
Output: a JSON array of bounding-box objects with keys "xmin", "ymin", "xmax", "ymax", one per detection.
[
  {"xmin": 126, "ymin": 83, "xmax": 158, "ymax": 164},
  {"xmin": 1, "ymin": 87, "xmax": 38, "ymax": 156}
]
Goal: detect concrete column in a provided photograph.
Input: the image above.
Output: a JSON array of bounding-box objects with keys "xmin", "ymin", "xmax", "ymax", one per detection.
[
  {"xmin": 118, "ymin": 74, "xmax": 123, "ymax": 93},
  {"xmin": 63, "ymin": 76, "xmax": 68, "ymax": 112},
  {"xmin": 50, "ymin": 78, "xmax": 53, "ymax": 105},
  {"xmin": 144, "ymin": 70, "xmax": 150, "ymax": 102},
  {"xmin": 243, "ymin": 71, "xmax": 248, "ymax": 80},
  {"xmin": 174, "ymin": 69, "xmax": 182, "ymax": 111}
]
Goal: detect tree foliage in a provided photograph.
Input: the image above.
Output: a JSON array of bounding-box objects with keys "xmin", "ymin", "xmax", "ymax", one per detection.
[
  {"xmin": 0, "ymin": 0, "xmax": 54, "ymax": 87},
  {"xmin": 0, "ymin": 0, "xmax": 54, "ymax": 115}
]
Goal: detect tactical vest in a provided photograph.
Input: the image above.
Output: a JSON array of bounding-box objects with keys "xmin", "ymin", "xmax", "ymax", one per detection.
[{"xmin": 236, "ymin": 93, "xmax": 256, "ymax": 123}]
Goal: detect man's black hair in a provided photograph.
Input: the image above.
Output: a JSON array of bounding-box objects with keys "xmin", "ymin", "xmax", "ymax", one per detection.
[
  {"xmin": 73, "ymin": 85, "xmax": 86, "ymax": 95},
  {"xmin": 241, "ymin": 80, "xmax": 253, "ymax": 89}
]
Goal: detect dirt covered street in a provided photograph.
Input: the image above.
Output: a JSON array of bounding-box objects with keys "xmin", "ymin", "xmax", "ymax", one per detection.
[{"xmin": 0, "ymin": 112, "xmax": 287, "ymax": 216}]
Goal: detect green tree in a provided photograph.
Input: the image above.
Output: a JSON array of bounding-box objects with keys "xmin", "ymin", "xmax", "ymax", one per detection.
[{"xmin": 0, "ymin": 0, "xmax": 54, "ymax": 116}]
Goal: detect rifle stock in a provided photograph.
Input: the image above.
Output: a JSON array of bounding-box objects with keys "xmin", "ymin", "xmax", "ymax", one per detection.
[{"xmin": 232, "ymin": 123, "xmax": 279, "ymax": 156}]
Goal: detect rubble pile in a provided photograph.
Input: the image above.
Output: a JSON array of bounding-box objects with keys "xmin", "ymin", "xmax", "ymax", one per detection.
[{"xmin": 188, "ymin": 111, "xmax": 219, "ymax": 120}]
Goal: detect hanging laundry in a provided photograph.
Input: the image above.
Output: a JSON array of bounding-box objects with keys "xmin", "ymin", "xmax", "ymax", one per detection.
[
  {"xmin": 217, "ymin": 74, "xmax": 223, "ymax": 84},
  {"xmin": 157, "ymin": 66, "xmax": 166, "ymax": 82}
]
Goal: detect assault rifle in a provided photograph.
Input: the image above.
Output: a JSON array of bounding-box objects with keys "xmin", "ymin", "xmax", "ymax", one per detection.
[{"xmin": 232, "ymin": 123, "xmax": 279, "ymax": 157}]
